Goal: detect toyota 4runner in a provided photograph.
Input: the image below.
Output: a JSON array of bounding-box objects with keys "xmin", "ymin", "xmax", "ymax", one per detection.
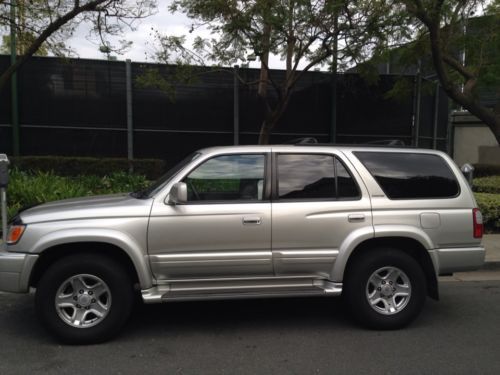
[{"xmin": 0, "ymin": 145, "xmax": 485, "ymax": 343}]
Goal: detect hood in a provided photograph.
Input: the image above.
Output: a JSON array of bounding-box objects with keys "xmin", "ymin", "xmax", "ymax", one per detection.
[{"xmin": 19, "ymin": 193, "xmax": 154, "ymax": 224}]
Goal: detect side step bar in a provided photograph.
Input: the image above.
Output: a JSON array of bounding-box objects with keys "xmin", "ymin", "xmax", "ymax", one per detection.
[{"xmin": 142, "ymin": 278, "xmax": 342, "ymax": 303}]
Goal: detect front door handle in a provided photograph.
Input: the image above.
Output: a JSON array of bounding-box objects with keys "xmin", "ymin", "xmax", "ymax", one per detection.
[
  {"xmin": 348, "ymin": 214, "xmax": 365, "ymax": 223},
  {"xmin": 243, "ymin": 216, "xmax": 262, "ymax": 225}
]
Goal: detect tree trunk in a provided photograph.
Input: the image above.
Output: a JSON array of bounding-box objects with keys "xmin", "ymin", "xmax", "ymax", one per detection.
[
  {"xmin": 423, "ymin": 16, "xmax": 500, "ymax": 144},
  {"xmin": 258, "ymin": 119, "xmax": 271, "ymax": 145}
]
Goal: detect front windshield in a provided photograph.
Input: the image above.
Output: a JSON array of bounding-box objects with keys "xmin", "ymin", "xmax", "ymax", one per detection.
[{"xmin": 131, "ymin": 152, "xmax": 201, "ymax": 198}]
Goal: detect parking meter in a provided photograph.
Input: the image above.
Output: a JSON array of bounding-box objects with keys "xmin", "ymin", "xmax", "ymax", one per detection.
[
  {"xmin": 460, "ymin": 163, "xmax": 474, "ymax": 186},
  {"xmin": 0, "ymin": 154, "xmax": 9, "ymax": 246}
]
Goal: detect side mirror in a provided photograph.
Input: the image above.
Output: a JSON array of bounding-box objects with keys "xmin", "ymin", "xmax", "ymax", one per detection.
[
  {"xmin": 460, "ymin": 163, "xmax": 474, "ymax": 186},
  {"xmin": 168, "ymin": 182, "xmax": 187, "ymax": 205}
]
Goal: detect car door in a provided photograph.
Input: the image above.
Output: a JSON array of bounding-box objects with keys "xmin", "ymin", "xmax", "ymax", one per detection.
[
  {"xmin": 148, "ymin": 152, "xmax": 273, "ymax": 280},
  {"xmin": 271, "ymin": 151, "xmax": 372, "ymax": 278}
]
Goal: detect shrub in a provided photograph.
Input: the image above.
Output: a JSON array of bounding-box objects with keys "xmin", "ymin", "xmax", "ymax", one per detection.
[
  {"xmin": 5, "ymin": 170, "xmax": 149, "ymax": 222},
  {"xmin": 473, "ymin": 176, "xmax": 500, "ymax": 194},
  {"xmin": 10, "ymin": 156, "xmax": 166, "ymax": 180},
  {"xmin": 474, "ymin": 192, "xmax": 500, "ymax": 233}
]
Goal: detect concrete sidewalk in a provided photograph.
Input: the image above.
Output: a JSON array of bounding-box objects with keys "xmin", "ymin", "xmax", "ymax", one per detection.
[{"xmin": 483, "ymin": 234, "xmax": 500, "ymax": 266}]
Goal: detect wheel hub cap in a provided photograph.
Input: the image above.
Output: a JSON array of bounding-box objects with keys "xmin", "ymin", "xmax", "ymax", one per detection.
[
  {"xmin": 55, "ymin": 274, "xmax": 112, "ymax": 328},
  {"xmin": 366, "ymin": 266, "xmax": 412, "ymax": 315},
  {"xmin": 78, "ymin": 294, "xmax": 92, "ymax": 307}
]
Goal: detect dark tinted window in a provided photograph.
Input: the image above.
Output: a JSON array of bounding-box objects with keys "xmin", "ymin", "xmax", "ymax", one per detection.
[
  {"xmin": 336, "ymin": 158, "xmax": 359, "ymax": 198},
  {"xmin": 354, "ymin": 152, "xmax": 459, "ymax": 199},
  {"xmin": 184, "ymin": 154, "xmax": 265, "ymax": 202},
  {"xmin": 277, "ymin": 154, "xmax": 359, "ymax": 200}
]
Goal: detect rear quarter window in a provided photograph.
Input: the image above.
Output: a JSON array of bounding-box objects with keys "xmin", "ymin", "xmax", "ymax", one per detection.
[{"xmin": 354, "ymin": 152, "xmax": 460, "ymax": 199}]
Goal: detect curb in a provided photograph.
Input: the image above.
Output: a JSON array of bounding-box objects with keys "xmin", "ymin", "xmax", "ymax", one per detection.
[{"xmin": 481, "ymin": 261, "xmax": 500, "ymax": 270}]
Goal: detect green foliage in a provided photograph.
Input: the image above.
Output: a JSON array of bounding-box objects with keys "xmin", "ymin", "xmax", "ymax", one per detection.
[
  {"xmin": 1, "ymin": 34, "xmax": 48, "ymax": 56},
  {"xmin": 10, "ymin": 156, "xmax": 166, "ymax": 180},
  {"xmin": 6, "ymin": 170, "xmax": 149, "ymax": 220},
  {"xmin": 135, "ymin": 64, "xmax": 199, "ymax": 101},
  {"xmin": 474, "ymin": 192, "xmax": 500, "ymax": 233},
  {"xmin": 473, "ymin": 176, "xmax": 500, "ymax": 194}
]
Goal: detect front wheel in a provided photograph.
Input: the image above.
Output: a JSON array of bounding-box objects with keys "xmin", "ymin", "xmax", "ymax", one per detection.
[
  {"xmin": 35, "ymin": 254, "xmax": 134, "ymax": 344},
  {"xmin": 344, "ymin": 248, "xmax": 427, "ymax": 330}
]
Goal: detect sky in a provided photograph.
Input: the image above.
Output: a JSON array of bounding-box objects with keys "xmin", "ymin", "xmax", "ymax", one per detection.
[{"xmin": 66, "ymin": 0, "xmax": 287, "ymax": 69}]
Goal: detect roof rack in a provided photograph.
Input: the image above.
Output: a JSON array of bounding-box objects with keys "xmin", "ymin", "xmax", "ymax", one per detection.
[
  {"xmin": 283, "ymin": 137, "xmax": 410, "ymax": 147},
  {"xmin": 365, "ymin": 139, "xmax": 406, "ymax": 146},
  {"xmin": 282, "ymin": 137, "xmax": 319, "ymax": 144}
]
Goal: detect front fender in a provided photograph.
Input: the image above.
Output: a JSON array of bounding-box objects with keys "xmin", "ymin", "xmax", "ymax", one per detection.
[{"xmin": 30, "ymin": 228, "xmax": 153, "ymax": 289}]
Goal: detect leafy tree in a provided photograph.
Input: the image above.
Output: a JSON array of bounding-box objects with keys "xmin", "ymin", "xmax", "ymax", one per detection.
[
  {"xmin": 0, "ymin": 0, "xmax": 157, "ymax": 93},
  {"xmin": 154, "ymin": 0, "xmax": 397, "ymax": 144},
  {"xmin": 385, "ymin": 0, "xmax": 500, "ymax": 142}
]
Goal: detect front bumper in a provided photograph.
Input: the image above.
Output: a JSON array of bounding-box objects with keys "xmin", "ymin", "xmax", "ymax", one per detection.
[
  {"xmin": 0, "ymin": 250, "xmax": 38, "ymax": 293},
  {"xmin": 435, "ymin": 246, "xmax": 485, "ymax": 275}
]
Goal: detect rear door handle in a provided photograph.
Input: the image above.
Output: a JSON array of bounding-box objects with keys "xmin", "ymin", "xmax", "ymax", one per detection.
[
  {"xmin": 243, "ymin": 216, "xmax": 262, "ymax": 225},
  {"xmin": 348, "ymin": 214, "xmax": 365, "ymax": 223}
]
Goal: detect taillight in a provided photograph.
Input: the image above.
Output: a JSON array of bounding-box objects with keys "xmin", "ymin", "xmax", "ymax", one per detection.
[{"xmin": 473, "ymin": 208, "xmax": 483, "ymax": 239}]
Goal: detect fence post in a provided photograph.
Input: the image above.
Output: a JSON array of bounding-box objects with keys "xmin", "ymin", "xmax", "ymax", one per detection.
[
  {"xmin": 126, "ymin": 59, "xmax": 134, "ymax": 173},
  {"xmin": 233, "ymin": 65, "xmax": 240, "ymax": 145},
  {"xmin": 412, "ymin": 61, "xmax": 422, "ymax": 147},
  {"xmin": 432, "ymin": 83, "xmax": 440, "ymax": 149},
  {"xmin": 10, "ymin": 0, "xmax": 19, "ymax": 156},
  {"xmin": 330, "ymin": 14, "xmax": 338, "ymax": 144}
]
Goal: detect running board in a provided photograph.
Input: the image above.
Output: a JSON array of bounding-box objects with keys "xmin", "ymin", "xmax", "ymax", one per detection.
[{"xmin": 142, "ymin": 278, "xmax": 342, "ymax": 303}]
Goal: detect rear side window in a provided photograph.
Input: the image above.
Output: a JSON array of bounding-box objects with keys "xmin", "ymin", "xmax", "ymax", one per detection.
[
  {"xmin": 277, "ymin": 154, "xmax": 360, "ymax": 200},
  {"xmin": 354, "ymin": 152, "xmax": 459, "ymax": 199}
]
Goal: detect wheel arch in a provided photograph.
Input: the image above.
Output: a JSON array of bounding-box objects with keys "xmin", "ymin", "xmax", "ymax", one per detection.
[
  {"xmin": 29, "ymin": 241, "xmax": 150, "ymax": 290},
  {"xmin": 338, "ymin": 237, "xmax": 439, "ymax": 300}
]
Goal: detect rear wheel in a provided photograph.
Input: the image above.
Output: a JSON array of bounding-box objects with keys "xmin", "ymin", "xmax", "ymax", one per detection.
[
  {"xmin": 35, "ymin": 254, "xmax": 134, "ymax": 344},
  {"xmin": 344, "ymin": 248, "xmax": 427, "ymax": 329}
]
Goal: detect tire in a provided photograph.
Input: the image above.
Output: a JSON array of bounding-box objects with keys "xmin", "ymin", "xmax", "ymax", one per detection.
[
  {"xmin": 344, "ymin": 248, "xmax": 427, "ymax": 330},
  {"xmin": 35, "ymin": 254, "xmax": 135, "ymax": 344}
]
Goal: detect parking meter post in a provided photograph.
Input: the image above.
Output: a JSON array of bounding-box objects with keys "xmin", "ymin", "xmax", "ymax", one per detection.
[
  {"xmin": 0, "ymin": 154, "xmax": 10, "ymax": 247},
  {"xmin": 1, "ymin": 189, "xmax": 6, "ymax": 248}
]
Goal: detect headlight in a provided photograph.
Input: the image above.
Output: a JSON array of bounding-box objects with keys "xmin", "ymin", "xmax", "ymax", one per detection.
[{"xmin": 7, "ymin": 225, "xmax": 26, "ymax": 244}]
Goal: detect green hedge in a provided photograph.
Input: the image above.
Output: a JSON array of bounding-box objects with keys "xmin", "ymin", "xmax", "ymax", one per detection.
[
  {"xmin": 10, "ymin": 156, "xmax": 166, "ymax": 180},
  {"xmin": 473, "ymin": 176, "xmax": 500, "ymax": 194},
  {"xmin": 474, "ymin": 193, "xmax": 500, "ymax": 233},
  {"xmin": 6, "ymin": 170, "xmax": 149, "ymax": 221}
]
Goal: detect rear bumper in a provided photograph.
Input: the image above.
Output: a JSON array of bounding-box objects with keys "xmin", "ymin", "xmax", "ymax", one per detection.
[
  {"xmin": 0, "ymin": 250, "xmax": 38, "ymax": 293},
  {"xmin": 435, "ymin": 246, "xmax": 485, "ymax": 275}
]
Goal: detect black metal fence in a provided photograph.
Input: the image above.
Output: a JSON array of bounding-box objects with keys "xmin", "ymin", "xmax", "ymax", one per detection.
[{"xmin": 0, "ymin": 55, "xmax": 449, "ymax": 168}]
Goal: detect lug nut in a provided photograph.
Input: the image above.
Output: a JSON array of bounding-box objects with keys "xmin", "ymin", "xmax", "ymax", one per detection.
[
  {"xmin": 389, "ymin": 281, "xmax": 393, "ymax": 285},
  {"xmin": 85, "ymin": 306, "xmax": 90, "ymax": 310},
  {"xmin": 79, "ymin": 290, "xmax": 84, "ymax": 294},
  {"xmin": 393, "ymin": 288, "xmax": 396, "ymax": 292},
  {"xmin": 76, "ymin": 304, "xmax": 81, "ymax": 308},
  {"xmin": 88, "ymin": 291, "xmax": 93, "ymax": 295},
  {"xmin": 377, "ymin": 287, "xmax": 381, "ymax": 291},
  {"xmin": 73, "ymin": 296, "xmax": 78, "ymax": 301},
  {"xmin": 91, "ymin": 299, "xmax": 96, "ymax": 303},
  {"xmin": 382, "ymin": 281, "xmax": 386, "ymax": 285}
]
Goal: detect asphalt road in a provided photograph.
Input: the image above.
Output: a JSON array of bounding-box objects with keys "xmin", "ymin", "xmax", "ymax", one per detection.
[{"xmin": 1, "ymin": 279, "xmax": 500, "ymax": 375}]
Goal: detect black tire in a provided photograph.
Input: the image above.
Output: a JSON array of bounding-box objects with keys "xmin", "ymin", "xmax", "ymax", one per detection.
[
  {"xmin": 35, "ymin": 254, "xmax": 134, "ymax": 344},
  {"xmin": 344, "ymin": 248, "xmax": 427, "ymax": 330}
]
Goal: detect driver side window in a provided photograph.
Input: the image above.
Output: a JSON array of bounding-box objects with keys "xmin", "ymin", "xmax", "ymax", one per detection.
[{"xmin": 183, "ymin": 154, "xmax": 266, "ymax": 202}]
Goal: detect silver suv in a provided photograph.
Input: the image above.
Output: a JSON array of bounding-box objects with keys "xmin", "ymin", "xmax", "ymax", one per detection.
[{"xmin": 0, "ymin": 145, "xmax": 485, "ymax": 343}]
